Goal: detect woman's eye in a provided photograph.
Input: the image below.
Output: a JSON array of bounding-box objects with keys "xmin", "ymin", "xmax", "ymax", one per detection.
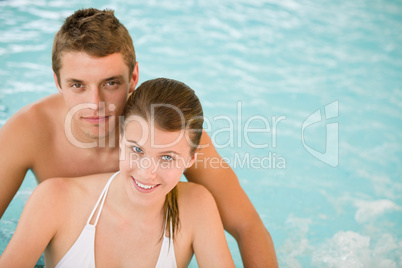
[
  {"xmin": 132, "ymin": 146, "xmax": 143, "ymax": 153},
  {"xmin": 161, "ymin": 155, "xmax": 173, "ymax": 161}
]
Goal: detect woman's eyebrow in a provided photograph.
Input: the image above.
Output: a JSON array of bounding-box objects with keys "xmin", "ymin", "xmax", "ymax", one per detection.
[
  {"xmin": 125, "ymin": 139, "xmax": 139, "ymax": 145},
  {"xmin": 159, "ymin": 150, "xmax": 183, "ymax": 157},
  {"xmin": 125, "ymin": 139, "xmax": 183, "ymax": 156}
]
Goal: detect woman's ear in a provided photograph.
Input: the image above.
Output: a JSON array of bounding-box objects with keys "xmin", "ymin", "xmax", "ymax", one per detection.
[{"xmin": 186, "ymin": 148, "xmax": 199, "ymax": 169}]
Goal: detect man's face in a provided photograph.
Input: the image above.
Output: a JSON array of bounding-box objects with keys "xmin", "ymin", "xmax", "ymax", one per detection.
[{"xmin": 55, "ymin": 52, "xmax": 137, "ymax": 144}]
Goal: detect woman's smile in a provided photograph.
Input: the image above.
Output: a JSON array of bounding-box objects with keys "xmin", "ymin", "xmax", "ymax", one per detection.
[{"xmin": 132, "ymin": 176, "xmax": 160, "ymax": 193}]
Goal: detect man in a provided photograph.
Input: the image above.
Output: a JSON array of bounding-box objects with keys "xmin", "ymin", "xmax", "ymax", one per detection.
[{"xmin": 0, "ymin": 8, "xmax": 277, "ymax": 267}]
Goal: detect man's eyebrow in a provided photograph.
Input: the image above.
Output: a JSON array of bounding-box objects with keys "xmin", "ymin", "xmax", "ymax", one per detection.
[
  {"xmin": 65, "ymin": 76, "xmax": 124, "ymax": 84},
  {"xmin": 104, "ymin": 75, "xmax": 124, "ymax": 81},
  {"xmin": 66, "ymin": 78, "xmax": 83, "ymax": 83}
]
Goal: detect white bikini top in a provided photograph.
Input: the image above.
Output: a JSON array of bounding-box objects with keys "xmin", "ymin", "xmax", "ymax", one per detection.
[{"xmin": 55, "ymin": 172, "xmax": 177, "ymax": 268}]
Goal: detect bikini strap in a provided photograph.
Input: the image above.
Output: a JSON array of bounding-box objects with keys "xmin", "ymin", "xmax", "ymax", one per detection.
[{"xmin": 87, "ymin": 171, "xmax": 120, "ymax": 226}]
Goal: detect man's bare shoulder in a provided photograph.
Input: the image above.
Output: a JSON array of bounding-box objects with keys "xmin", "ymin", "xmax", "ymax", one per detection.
[
  {"xmin": 0, "ymin": 94, "xmax": 65, "ymax": 172},
  {"xmin": 12, "ymin": 93, "xmax": 63, "ymax": 126},
  {"xmin": 1, "ymin": 94, "xmax": 64, "ymax": 138}
]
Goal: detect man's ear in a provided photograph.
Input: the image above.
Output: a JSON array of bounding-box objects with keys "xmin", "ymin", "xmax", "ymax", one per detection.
[
  {"xmin": 53, "ymin": 71, "xmax": 63, "ymax": 94},
  {"xmin": 129, "ymin": 62, "xmax": 139, "ymax": 94}
]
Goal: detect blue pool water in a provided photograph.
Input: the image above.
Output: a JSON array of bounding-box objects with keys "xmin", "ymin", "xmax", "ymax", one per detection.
[{"xmin": 1, "ymin": 0, "xmax": 402, "ymax": 267}]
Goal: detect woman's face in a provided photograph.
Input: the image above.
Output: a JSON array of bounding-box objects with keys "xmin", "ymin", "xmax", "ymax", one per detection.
[{"xmin": 119, "ymin": 115, "xmax": 196, "ymax": 205}]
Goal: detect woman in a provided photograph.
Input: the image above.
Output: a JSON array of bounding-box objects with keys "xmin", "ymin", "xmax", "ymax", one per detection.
[{"xmin": 0, "ymin": 78, "xmax": 235, "ymax": 267}]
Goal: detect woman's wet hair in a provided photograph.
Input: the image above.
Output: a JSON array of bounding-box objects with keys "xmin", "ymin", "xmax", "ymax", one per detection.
[
  {"xmin": 122, "ymin": 77, "xmax": 203, "ymax": 154},
  {"xmin": 122, "ymin": 77, "xmax": 204, "ymax": 241}
]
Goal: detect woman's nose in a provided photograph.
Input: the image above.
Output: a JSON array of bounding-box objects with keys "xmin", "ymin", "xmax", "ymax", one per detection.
[{"xmin": 137, "ymin": 157, "xmax": 158, "ymax": 180}]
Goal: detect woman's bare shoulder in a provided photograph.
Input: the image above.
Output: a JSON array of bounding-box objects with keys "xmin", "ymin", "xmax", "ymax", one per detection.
[
  {"xmin": 35, "ymin": 173, "xmax": 113, "ymax": 207},
  {"xmin": 177, "ymin": 182, "xmax": 218, "ymax": 218},
  {"xmin": 177, "ymin": 182, "xmax": 213, "ymax": 199}
]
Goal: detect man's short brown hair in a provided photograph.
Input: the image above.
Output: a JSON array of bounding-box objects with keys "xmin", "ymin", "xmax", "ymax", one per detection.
[{"xmin": 52, "ymin": 8, "xmax": 136, "ymax": 83}]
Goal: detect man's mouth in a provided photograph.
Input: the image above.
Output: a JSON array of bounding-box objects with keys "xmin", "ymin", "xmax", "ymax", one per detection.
[{"xmin": 82, "ymin": 116, "xmax": 110, "ymax": 123}]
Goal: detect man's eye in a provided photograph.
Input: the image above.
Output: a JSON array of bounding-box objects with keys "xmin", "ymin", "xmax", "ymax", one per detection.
[
  {"xmin": 72, "ymin": 83, "xmax": 82, "ymax": 88},
  {"xmin": 105, "ymin": 81, "xmax": 119, "ymax": 86},
  {"xmin": 161, "ymin": 155, "xmax": 173, "ymax": 161},
  {"xmin": 132, "ymin": 146, "xmax": 143, "ymax": 153}
]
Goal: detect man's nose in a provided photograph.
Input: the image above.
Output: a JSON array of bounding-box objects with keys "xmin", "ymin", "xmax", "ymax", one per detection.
[{"xmin": 89, "ymin": 88, "xmax": 104, "ymax": 108}]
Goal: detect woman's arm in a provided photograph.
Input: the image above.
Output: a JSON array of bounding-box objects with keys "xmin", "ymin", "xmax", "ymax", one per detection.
[
  {"xmin": 0, "ymin": 179, "xmax": 62, "ymax": 267},
  {"xmin": 185, "ymin": 183, "xmax": 235, "ymax": 268}
]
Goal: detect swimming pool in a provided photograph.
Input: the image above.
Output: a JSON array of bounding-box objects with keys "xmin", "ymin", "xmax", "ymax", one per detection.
[{"xmin": 1, "ymin": 0, "xmax": 401, "ymax": 267}]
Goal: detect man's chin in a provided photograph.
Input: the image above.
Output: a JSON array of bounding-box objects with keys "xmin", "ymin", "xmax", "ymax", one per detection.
[{"xmin": 83, "ymin": 128, "xmax": 118, "ymax": 146}]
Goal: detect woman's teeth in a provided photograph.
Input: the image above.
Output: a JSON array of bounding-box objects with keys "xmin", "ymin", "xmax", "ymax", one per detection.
[{"xmin": 135, "ymin": 180, "xmax": 157, "ymax": 189}]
